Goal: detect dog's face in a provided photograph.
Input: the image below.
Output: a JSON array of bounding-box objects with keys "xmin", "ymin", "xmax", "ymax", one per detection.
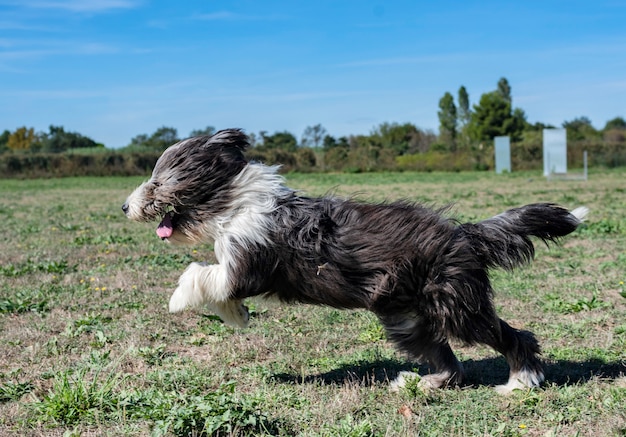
[{"xmin": 122, "ymin": 129, "xmax": 249, "ymax": 244}]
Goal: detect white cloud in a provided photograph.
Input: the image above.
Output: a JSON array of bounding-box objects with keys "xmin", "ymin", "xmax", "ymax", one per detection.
[
  {"xmin": 0, "ymin": 41, "xmax": 119, "ymax": 62},
  {"xmin": 191, "ymin": 10, "xmax": 288, "ymax": 22},
  {"xmin": 335, "ymin": 53, "xmax": 471, "ymax": 69},
  {"xmin": 0, "ymin": 0, "xmax": 140, "ymax": 12}
]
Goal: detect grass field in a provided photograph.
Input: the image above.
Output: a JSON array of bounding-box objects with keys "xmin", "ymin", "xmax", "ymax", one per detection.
[{"xmin": 0, "ymin": 169, "xmax": 625, "ymax": 436}]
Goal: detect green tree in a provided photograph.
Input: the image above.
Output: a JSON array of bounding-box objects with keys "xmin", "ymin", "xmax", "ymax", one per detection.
[
  {"xmin": 247, "ymin": 132, "xmax": 258, "ymax": 147},
  {"xmin": 467, "ymin": 92, "xmax": 514, "ymax": 142},
  {"xmin": 526, "ymin": 121, "xmax": 556, "ymax": 131},
  {"xmin": 322, "ymin": 135, "xmax": 349, "ymax": 151},
  {"xmin": 301, "ymin": 124, "xmax": 327, "ymax": 148},
  {"xmin": 40, "ymin": 125, "xmax": 99, "ymax": 152},
  {"xmin": 189, "ymin": 126, "xmax": 216, "ymax": 137},
  {"xmin": 371, "ymin": 122, "xmax": 423, "ymax": 156},
  {"xmin": 467, "ymin": 78, "xmax": 526, "ymax": 143},
  {"xmin": 512, "ymin": 108, "xmax": 528, "ymax": 133},
  {"xmin": 261, "ymin": 131, "xmax": 298, "ymax": 152},
  {"xmin": 0, "ymin": 129, "xmax": 10, "ymax": 153},
  {"xmin": 438, "ymin": 92, "xmax": 457, "ymax": 150},
  {"xmin": 128, "ymin": 134, "xmax": 149, "ymax": 148},
  {"xmin": 457, "ymin": 86, "xmax": 472, "ymax": 150},
  {"xmin": 604, "ymin": 117, "xmax": 626, "ymax": 131},
  {"xmin": 603, "ymin": 117, "xmax": 626, "ymax": 143},
  {"xmin": 150, "ymin": 126, "xmax": 179, "ymax": 150},
  {"xmin": 457, "ymin": 86, "xmax": 471, "ymax": 127},
  {"xmin": 497, "ymin": 77, "xmax": 511, "ymax": 103},
  {"xmin": 563, "ymin": 117, "xmax": 598, "ymax": 141},
  {"xmin": 129, "ymin": 126, "xmax": 179, "ymax": 151}
]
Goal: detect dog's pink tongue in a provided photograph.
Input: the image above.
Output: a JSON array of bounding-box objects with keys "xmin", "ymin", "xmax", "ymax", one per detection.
[{"xmin": 156, "ymin": 213, "xmax": 174, "ymax": 239}]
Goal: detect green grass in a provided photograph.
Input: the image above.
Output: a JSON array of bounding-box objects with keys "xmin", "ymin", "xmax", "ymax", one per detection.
[{"xmin": 0, "ymin": 169, "xmax": 625, "ymax": 436}]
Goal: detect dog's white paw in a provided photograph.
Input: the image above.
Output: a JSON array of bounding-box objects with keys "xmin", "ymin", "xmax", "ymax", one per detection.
[
  {"xmin": 169, "ymin": 285, "xmax": 190, "ymax": 313},
  {"xmin": 389, "ymin": 371, "xmax": 421, "ymax": 392},
  {"xmin": 213, "ymin": 300, "xmax": 250, "ymax": 328},
  {"xmin": 390, "ymin": 369, "xmax": 463, "ymax": 392},
  {"xmin": 169, "ymin": 262, "xmax": 209, "ymax": 313},
  {"xmin": 495, "ymin": 368, "xmax": 544, "ymax": 395},
  {"xmin": 167, "ymin": 262, "xmax": 249, "ymax": 328}
]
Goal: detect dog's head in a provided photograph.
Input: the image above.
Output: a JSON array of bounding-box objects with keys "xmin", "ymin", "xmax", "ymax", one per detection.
[{"xmin": 122, "ymin": 128, "xmax": 249, "ymax": 244}]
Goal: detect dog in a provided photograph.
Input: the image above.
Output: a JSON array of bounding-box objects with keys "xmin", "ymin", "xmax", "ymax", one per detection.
[{"xmin": 122, "ymin": 128, "xmax": 587, "ymax": 393}]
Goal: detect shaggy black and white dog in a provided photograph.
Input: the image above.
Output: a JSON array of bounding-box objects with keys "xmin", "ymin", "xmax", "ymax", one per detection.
[{"xmin": 123, "ymin": 128, "xmax": 587, "ymax": 393}]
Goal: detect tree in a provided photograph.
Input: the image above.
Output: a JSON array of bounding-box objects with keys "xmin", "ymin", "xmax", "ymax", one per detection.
[
  {"xmin": 604, "ymin": 117, "xmax": 626, "ymax": 131},
  {"xmin": 438, "ymin": 92, "xmax": 457, "ymax": 150},
  {"xmin": 457, "ymin": 86, "xmax": 471, "ymax": 127},
  {"xmin": 39, "ymin": 125, "xmax": 99, "ymax": 152},
  {"xmin": 603, "ymin": 117, "xmax": 626, "ymax": 142},
  {"xmin": 467, "ymin": 91, "xmax": 515, "ymax": 142},
  {"xmin": 371, "ymin": 122, "xmax": 422, "ymax": 156},
  {"xmin": 562, "ymin": 117, "xmax": 598, "ymax": 141},
  {"xmin": 456, "ymin": 86, "xmax": 472, "ymax": 150},
  {"xmin": 323, "ymin": 134, "xmax": 337, "ymax": 150},
  {"xmin": 261, "ymin": 131, "xmax": 297, "ymax": 152},
  {"xmin": 322, "ymin": 135, "xmax": 349, "ymax": 151},
  {"xmin": 189, "ymin": 126, "xmax": 216, "ymax": 137},
  {"xmin": 526, "ymin": 121, "xmax": 556, "ymax": 131},
  {"xmin": 129, "ymin": 126, "xmax": 180, "ymax": 150},
  {"xmin": 0, "ymin": 129, "xmax": 10, "ymax": 153},
  {"xmin": 247, "ymin": 132, "xmax": 258, "ymax": 147},
  {"xmin": 301, "ymin": 124, "xmax": 327, "ymax": 148},
  {"xmin": 7, "ymin": 127, "xmax": 36, "ymax": 151},
  {"xmin": 150, "ymin": 126, "xmax": 179, "ymax": 150},
  {"xmin": 511, "ymin": 108, "xmax": 528, "ymax": 135},
  {"xmin": 497, "ymin": 77, "xmax": 511, "ymax": 103},
  {"xmin": 467, "ymin": 78, "xmax": 526, "ymax": 143}
]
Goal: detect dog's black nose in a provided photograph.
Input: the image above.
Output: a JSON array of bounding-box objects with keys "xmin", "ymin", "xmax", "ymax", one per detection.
[{"xmin": 122, "ymin": 203, "xmax": 129, "ymax": 215}]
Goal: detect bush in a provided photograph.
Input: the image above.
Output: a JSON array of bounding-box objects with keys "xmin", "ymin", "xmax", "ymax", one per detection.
[
  {"xmin": 396, "ymin": 151, "xmax": 487, "ymax": 172},
  {"xmin": 0, "ymin": 152, "xmax": 160, "ymax": 178},
  {"xmin": 1, "ymin": 138, "xmax": 624, "ymax": 179}
]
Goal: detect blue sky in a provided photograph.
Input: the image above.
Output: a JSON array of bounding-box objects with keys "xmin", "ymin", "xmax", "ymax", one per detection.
[{"xmin": 1, "ymin": 0, "xmax": 625, "ymax": 148}]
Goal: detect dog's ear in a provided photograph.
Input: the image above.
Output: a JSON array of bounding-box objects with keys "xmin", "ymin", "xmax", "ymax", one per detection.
[{"xmin": 206, "ymin": 128, "xmax": 250, "ymax": 153}]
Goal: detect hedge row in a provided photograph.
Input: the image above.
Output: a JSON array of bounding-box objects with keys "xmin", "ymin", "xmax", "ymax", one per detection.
[
  {"xmin": 0, "ymin": 152, "xmax": 160, "ymax": 178},
  {"xmin": 1, "ymin": 140, "xmax": 624, "ymax": 178}
]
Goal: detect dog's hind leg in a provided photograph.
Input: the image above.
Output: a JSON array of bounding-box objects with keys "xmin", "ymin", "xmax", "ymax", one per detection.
[
  {"xmin": 169, "ymin": 262, "xmax": 249, "ymax": 328},
  {"xmin": 485, "ymin": 318, "xmax": 544, "ymax": 394},
  {"xmin": 379, "ymin": 312, "xmax": 464, "ymax": 391}
]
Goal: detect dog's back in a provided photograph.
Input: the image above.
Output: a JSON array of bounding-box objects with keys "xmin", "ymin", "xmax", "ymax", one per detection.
[{"xmin": 264, "ymin": 197, "xmax": 455, "ymax": 309}]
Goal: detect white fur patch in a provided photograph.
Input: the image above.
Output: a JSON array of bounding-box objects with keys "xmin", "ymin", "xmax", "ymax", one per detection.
[
  {"xmin": 495, "ymin": 367, "xmax": 545, "ymax": 395},
  {"xmin": 571, "ymin": 206, "xmax": 589, "ymax": 223},
  {"xmin": 389, "ymin": 371, "xmax": 420, "ymax": 392},
  {"xmin": 169, "ymin": 262, "xmax": 228, "ymax": 306},
  {"xmin": 169, "ymin": 262, "xmax": 249, "ymax": 328},
  {"xmin": 124, "ymin": 181, "xmax": 148, "ymax": 221},
  {"xmin": 390, "ymin": 369, "xmax": 462, "ymax": 392},
  {"xmin": 210, "ymin": 299, "xmax": 250, "ymax": 328},
  {"xmin": 210, "ymin": 163, "xmax": 289, "ymax": 249}
]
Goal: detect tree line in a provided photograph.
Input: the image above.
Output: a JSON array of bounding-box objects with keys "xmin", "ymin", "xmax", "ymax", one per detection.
[{"xmin": 2, "ymin": 77, "xmax": 625, "ymax": 176}]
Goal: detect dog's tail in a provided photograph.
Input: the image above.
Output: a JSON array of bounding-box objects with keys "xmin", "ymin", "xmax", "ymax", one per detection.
[{"xmin": 460, "ymin": 203, "xmax": 588, "ymax": 271}]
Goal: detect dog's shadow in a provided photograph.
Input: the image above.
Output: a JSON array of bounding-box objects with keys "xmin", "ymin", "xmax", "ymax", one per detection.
[{"xmin": 271, "ymin": 357, "xmax": 626, "ymax": 388}]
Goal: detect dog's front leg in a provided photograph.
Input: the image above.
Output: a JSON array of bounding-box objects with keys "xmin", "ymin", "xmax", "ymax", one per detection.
[{"xmin": 169, "ymin": 262, "xmax": 249, "ymax": 328}]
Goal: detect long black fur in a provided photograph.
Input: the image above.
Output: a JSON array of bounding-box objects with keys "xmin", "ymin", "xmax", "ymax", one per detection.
[{"xmin": 123, "ymin": 129, "xmax": 586, "ymax": 391}]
